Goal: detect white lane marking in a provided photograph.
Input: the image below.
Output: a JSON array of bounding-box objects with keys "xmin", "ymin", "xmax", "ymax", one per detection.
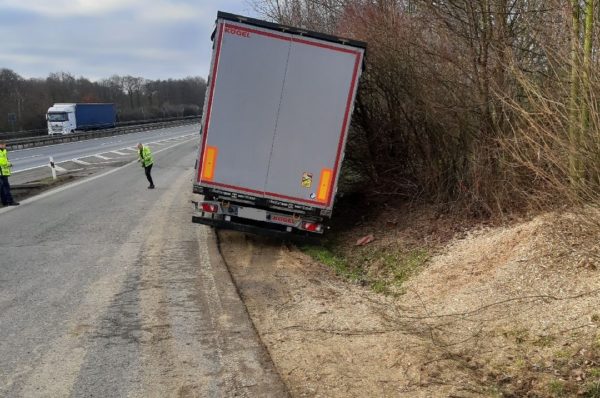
[
  {"xmin": 11, "ymin": 154, "xmax": 43, "ymax": 161},
  {"xmin": 83, "ymin": 161, "xmax": 123, "ymax": 165},
  {"xmin": 110, "ymin": 150, "xmax": 129, "ymax": 156},
  {"xmin": 0, "ymin": 137, "xmax": 197, "ymax": 215},
  {"xmin": 94, "ymin": 155, "xmax": 112, "ymax": 160},
  {"xmin": 51, "ymin": 164, "xmax": 67, "ymax": 172},
  {"xmin": 72, "ymin": 159, "xmax": 91, "ymax": 166},
  {"xmin": 125, "ymin": 147, "xmax": 138, "ymax": 152},
  {"xmin": 11, "ymin": 132, "xmax": 198, "ymax": 174},
  {"xmin": 11, "ymin": 128, "xmax": 200, "ymax": 154}
]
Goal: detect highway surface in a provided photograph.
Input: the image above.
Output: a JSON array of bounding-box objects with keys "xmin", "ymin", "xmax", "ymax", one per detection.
[
  {"xmin": 0, "ymin": 130, "xmax": 287, "ymax": 396},
  {"xmin": 10, "ymin": 124, "xmax": 200, "ymax": 173}
]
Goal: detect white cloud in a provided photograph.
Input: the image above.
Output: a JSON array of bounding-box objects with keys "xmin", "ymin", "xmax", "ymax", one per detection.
[
  {"xmin": 136, "ymin": 3, "xmax": 205, "ymax": 22},
  {"xmin": 0, "ymin": 0, "xmax": 142, "ymax": 17},
  {"xmin": 0, "ymin": 0, "xmax": 217, "ymax": 24},
  {"xmin": 0, "ymin": 0, "xmax": 255, "ymax": 21},
  {"xmin": 0, "ymin": 0, "xmax": 259, "ymax": 79}
]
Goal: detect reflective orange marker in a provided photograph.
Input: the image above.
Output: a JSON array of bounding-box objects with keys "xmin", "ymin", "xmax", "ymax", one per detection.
[
  {"xmin": 202, "ymin": 146, "xmax": 218, "ymax": 181},
  {"xmin": 317, "ymin": 168, "xmax": 333, "ymax": 202}
]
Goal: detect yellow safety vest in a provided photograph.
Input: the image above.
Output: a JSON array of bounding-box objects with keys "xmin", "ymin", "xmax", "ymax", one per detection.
[
  {"xmin": 139, "ymin": 146, "xmax": 153, "ymax": 167},
  {"xmin": 0, "ymin": 149, "xmax": 11, "ymax": 176}
]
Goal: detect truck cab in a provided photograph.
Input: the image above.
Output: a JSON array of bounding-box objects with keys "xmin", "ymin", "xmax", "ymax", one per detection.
[{"xmin": 47, "ymin": 104, "xmax": 76, "ymax": 135}]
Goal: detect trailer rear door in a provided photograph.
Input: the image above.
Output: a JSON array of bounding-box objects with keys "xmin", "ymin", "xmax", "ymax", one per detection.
[
  {"xmin": 198, "ymin": 17, "xmax": 364, "ymax": 210},
  {"xmin": 265, "ymin": 37, "xmax": 362, "ymax": 209},
  {"xmin": 199, "ymin": 23, "xmax": 291, "ymax": 194}
]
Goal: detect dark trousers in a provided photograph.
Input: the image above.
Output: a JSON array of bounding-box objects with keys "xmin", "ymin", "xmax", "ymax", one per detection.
[
  {"xmin": 0, "ymin": 175, "xmax": 14, "ymax": 205},
  {"xmin": 144, "ymin": 165, "xmax": 154, "ymax": 186}
]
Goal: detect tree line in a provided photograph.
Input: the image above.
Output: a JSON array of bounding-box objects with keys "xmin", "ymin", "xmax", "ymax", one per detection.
[
  {"xmin": 252, "ymin": 0, "xmax": 600, "ymax": 216},
  {"xmin": 0, "ymin": 68, "xmax": 206, "ymax": 132}
]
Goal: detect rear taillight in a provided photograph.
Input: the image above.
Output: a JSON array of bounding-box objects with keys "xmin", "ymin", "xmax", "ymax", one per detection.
[
  {"xmin": 302, "ymin": 222, "xmax": 323, "ymax": 233},
  {"xmin": 202, "ymin": 203, "xmax": 219, "ymax": 213}
]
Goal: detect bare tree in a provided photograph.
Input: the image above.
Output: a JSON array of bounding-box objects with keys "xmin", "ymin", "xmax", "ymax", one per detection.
[{"xmin": 0, "ymin": 70, "xmax": 206, "ymax": 131}]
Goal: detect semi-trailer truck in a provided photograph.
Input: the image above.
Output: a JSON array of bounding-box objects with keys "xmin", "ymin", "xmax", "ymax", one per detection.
[
  {"xmin": 47, "ymin": 103, "xmax": 116, "ymax": 135},
  {"xmin": 192, "ymin": 11, "xmax": 366, "ymax": 240}
]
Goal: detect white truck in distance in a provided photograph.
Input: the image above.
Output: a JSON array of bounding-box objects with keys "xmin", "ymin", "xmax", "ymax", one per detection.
[
  {"xmin": 47, "ymin": 103, "xmax": 116, "ymax": 135},
  {"xmin": 192, "ymin": 12, "xmax": 366, "ymax": 240}
]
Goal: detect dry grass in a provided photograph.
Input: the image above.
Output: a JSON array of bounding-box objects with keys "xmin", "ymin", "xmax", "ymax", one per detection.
[
  {"xmin": 216, "ymin": 201, "xmax": 600, "ymax": 397},
  {"xmin": 309, "ymin": 203, "xmax": 600, "ymax": 396},
  {"xmin": 396, "ymin": 209, "xmax": 600, "ymax": 397}
]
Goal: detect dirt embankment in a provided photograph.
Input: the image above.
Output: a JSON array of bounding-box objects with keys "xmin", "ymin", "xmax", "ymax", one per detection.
[{"xmin": 219, "ymin": 209, "xmax": 600, "ymax": 397}]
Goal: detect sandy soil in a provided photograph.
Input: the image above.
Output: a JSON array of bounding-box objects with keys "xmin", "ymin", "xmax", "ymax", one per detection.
[
  {"xmin": 218, "ymin": 210, "xmax": 600, "ymax": 397},
  {"xmin": 219, "ymin": 232, "xmax": 481, "ymax": 397}
]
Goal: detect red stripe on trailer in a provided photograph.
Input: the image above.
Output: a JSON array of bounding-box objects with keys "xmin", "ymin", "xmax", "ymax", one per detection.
[
  {"xmin": 201, "ymin": 180, "xmax": 327, "ymax": 207},
  {"xmin": 292, "ymin": 37, "xmax": 361, "ymax": 55},
  {"xmin": 327, "ymin": 53, "xmax": 362, "ymax": 207},
  {"xmin": 198, "ymin": 23, "xmax": 225, "ymax": 183},
  {"xmin": 224, "ymin": 23, "xmax": 290, "ymax": 43},
  {"xmin": 200, "ymin": 19, "xmax": 364, "ymax": 209},
  {"xmin": 225, "ymin": 23, "xmax": 361, "ymax": 56}
]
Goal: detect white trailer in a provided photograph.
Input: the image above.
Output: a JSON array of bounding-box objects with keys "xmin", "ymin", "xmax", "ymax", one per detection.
[{"xmin": 192, "ymin": 11, "xmax": 366, "ymax": 240}]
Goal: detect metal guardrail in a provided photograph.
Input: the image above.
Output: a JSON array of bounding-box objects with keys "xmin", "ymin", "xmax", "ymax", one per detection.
[
  {"xmin": 6, "ymin": 117, "xmax": 201, "ymax": 151},
  {"xmin": 0, "ymin": 128, "xmax": 47, "ymax": 140},
  {"xmin": 0, "ymin": 115, "xmax": 201, "ymax": 141}
]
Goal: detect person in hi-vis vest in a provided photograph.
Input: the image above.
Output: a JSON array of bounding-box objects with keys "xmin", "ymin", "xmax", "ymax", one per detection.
[
  {"xmin": 0, "ymin": 142, "xmax": 19, "ymax": 206},
  {"xmin": 137, "ymin": 143, "xmax": 155, "ymax": 189}
]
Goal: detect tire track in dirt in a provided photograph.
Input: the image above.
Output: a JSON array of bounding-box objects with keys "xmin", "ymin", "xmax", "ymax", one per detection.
[{"xmin": 218, "ymin": 232, "xmax": 488, "ymax": 397}]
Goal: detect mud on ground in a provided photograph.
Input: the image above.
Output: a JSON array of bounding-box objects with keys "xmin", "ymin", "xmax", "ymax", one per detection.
[{"xmin": 218, "ymin": 208, "xmax": 600, "ymax": 397}]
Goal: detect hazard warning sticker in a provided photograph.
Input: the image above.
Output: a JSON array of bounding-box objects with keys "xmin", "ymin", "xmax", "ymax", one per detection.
[{"xmin": 301, "ymin": 172, "xmax": 313, "ymax": 188}]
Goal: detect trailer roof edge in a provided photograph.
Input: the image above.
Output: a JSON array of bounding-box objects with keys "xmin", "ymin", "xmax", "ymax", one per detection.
[{"xmin": 217, "ymin": 11, "xmax": 367, "ymax": 50}]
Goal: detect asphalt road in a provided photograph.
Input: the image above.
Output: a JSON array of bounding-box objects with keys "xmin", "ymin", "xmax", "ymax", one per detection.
[
  {"xmin": 10, "ymin": 124, "xmax": 200, "ymax": 173},
  {"xmin": 0, "ymin": 137, "xmax": 287, "ymax": 397}
]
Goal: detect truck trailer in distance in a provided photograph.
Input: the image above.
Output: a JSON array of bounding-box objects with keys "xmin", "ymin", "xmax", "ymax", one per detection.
[
  {"xmin": 47, "ymin": 103, "xmax": 116, "ymax": 135},
  {"xmin": 192, "ymin": 12, "xmax": 366, "ymax": 240}
]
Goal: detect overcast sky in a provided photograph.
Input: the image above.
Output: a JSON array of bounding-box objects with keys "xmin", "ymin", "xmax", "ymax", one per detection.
[{"xmin": 0, "ymin": 0, "xmax": 258, "ymax": 81}]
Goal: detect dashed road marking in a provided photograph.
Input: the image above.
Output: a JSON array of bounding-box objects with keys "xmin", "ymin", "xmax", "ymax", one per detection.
[
  {"xmin": 72, "ymin": 159, "xmax": 92, "ymax": 166},
  {"xmin": 110, "ymin": 150, "xmax": 129, "ymax": 156},
  {"xmin": 12, "ymin": 131, "xmax": 199, "ymax": 174},
  {"xmin": 0, "ymin": 137, "xmax": 197, "ymax": 215},
  {"xmin": 51, "ymin": 164, "xmax": 67, "ymax": 172}
]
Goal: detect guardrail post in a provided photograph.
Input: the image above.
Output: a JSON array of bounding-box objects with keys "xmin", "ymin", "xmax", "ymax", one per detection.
[{"xmin": 49, "ymin": 156, "xmax": 57, "ymax": 180}]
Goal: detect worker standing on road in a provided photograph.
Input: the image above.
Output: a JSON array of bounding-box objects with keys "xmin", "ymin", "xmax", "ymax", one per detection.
[
  {"xmin": 0, "ymin": 142, "xmax": 19, "ymax": 206},
  {"xmin": 137, "ymin": 143, "xmax": 155, "ymax": 189}
]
